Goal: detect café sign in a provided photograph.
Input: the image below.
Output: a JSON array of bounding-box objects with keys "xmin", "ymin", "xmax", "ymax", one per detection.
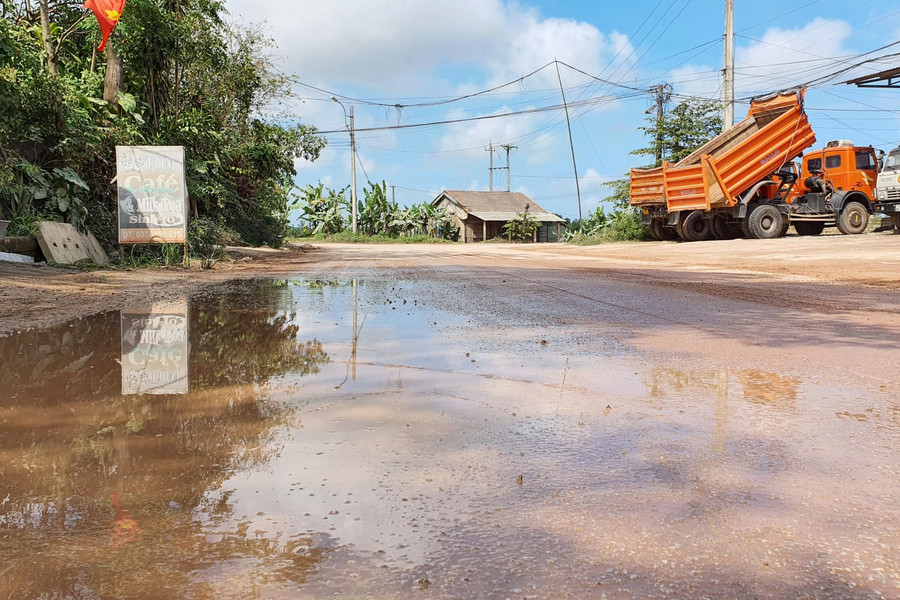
[{"xmin": 116, "ymin": 146, "xmax": 187, "ymax": 244}]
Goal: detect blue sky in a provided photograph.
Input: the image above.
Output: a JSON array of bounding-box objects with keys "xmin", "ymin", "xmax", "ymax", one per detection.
[{"xmin": 225, "ymin": 0, "xmax": 900, "ymax": 221}]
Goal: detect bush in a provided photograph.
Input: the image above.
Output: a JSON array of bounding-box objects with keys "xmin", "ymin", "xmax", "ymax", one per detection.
[
  {"xmin": 189, "ymin": 218, "xmax": 225, "ymax": 268},
  {"xmin": 566, "ymin": 208, "xmax": 649, "ymax": 245}
]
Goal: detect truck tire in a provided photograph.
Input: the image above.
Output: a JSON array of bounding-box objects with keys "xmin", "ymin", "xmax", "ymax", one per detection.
[
  {"xmin": 836, "ymin": 201, "xmax": 869, "ymax": 235},
  {"xmin": 649, "ymin": 219, "xmax": 664, "ymax": 240},
  {"xmin": 747, "ymin": 205, "xmax": 784, "ymax": 239},
  {"xmin": 794, "ymin": 222, "xmax": 825, "ymax": 236},
  {"xmin": 682, "ymin": 210, "xmax": 712, "ymax": 241},
  {"xmin": 712, "ymin": 215, "xmax": 729, "ymax": 240},
  {"xmin": 779, "ymin": 218, "xmax": 790, "ymax": 238},
  {"xmin": 660, "ymin": 224, "xmax": 679, "ymax": 240}
]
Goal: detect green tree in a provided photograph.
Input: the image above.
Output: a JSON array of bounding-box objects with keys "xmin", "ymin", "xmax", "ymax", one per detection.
[
  {"xmin": 502, "ymin": 208, "xmax": 540, "ymax": 242},
  {"xmin": 1, "ymin": 0, "xmax": 325, "ymax": 249},
  {"xmin": 632, "ymin": 98, "xmax": 723, "ymax": 167}
]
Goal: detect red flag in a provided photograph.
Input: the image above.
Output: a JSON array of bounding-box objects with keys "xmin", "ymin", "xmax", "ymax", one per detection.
[{"xmin": 83, "ymin": 0, "xmax": 127, "ymax": 52}]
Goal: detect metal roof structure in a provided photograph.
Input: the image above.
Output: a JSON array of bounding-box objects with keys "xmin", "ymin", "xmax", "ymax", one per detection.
[
  {"xmin": 468, "ymin": 210, "xmax": 565, "ymax": 223},
  {"xmin": 842, "ymin": 66, "xmax": 900, "ymax": 88}
]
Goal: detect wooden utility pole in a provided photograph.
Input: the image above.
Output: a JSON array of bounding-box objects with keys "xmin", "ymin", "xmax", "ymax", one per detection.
[
  {"xmin": 723, "ymin": 0, "xmax": 735, "ymax": 130},
  {"xmin": 501, "ymin": 144, "xmax": 517, "ymax": 192},
  {"xmin": 555, "ymin": 60, "xmax": 583, "ymax": 227}
]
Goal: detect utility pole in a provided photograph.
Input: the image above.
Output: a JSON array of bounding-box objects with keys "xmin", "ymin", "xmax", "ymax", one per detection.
[
  {"xmin": 555, "ymin": 60, "xmax": 583, "ymax": 227},
  {"xmin": 349, "ymin": 105, "xmax": 358, "ymax": 233},
  {"xmin": 723, "ymin": 0, "xmax": 735, "ymax": 130},
  {"xmin": 391, "ymin": 185, "xmax": 396, "ymax": 205},
  {"xmin": 485, "ymin": 142, "xmax": 494, "ymax": 191},
  {"xmin": 332, "ymin": 96, "xmax": 358, "ymax": 233},
  {"xmin": 652, "ymin": 83, "xmax": 672, "ymax": 167},
  {"xmin": 500, "ymin": 144, "xmax": 517, "ymax": 192}
]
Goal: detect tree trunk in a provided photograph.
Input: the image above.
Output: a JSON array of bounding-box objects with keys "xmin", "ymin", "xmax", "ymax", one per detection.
[
  {"xmin": 103, "ymin": 43, "xmax": 124, "ymax": 107},
  {"xmin": 38, "ymin": 0, "xmax": 58, "ymax": 75}
]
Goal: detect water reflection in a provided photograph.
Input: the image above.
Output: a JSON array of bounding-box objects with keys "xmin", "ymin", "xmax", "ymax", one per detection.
[
  {"xmin": 1, "ymin": 279, "xmax": 898, "ymax": 599},
  {"xmin": 0, "ymin": 281, "xmax": 329, "ymax": 600},
  {"xmin": 121, "ymin": 301, "xmax": 190, "ymax": 395}
]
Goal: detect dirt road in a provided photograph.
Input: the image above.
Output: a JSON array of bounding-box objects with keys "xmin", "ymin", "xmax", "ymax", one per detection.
[
  {"xmin": 2, "ymin": 236, "xmax": 899, "ymax": 598},
  {"xmin": 1, "ymin": 235, "xmax": 899, "ymax": 336}
]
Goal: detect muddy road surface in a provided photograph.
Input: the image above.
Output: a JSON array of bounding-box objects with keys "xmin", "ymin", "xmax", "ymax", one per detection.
[{"xmin": 1, "ymin": 238, "xmax": 899, "ymax": 599}]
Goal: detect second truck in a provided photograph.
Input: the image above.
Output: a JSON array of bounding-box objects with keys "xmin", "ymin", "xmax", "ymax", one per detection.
[{"xmin": 630, "ymin": 88, "xmax": 881, "ymax": 241}]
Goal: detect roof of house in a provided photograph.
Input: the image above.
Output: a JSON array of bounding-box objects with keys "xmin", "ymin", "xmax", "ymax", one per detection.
[{"xmin": 434, "ymin": 191, "xmax": 565, "ymax": 223}]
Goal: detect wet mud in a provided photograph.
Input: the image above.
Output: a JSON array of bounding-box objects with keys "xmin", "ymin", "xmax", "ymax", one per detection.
[{"xmin": 1, "ymin": 276, "xmax": 898, "ymax": 599}]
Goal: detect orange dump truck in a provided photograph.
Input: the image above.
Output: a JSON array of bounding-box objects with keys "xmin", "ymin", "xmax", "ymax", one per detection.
[{"xmin": 630, "ymin": 88, "xmax": 879, "ymax": 240}]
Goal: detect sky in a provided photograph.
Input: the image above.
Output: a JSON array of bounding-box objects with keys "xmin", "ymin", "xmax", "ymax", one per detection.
[{"xmin": 223, "ymin": 0, "xmax": 900, "ymax": 221}]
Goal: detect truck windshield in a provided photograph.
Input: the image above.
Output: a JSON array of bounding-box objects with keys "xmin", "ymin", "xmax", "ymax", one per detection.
[{"xmin": 884, "ymin": 150, "xmax": 900, "ymax": 172}]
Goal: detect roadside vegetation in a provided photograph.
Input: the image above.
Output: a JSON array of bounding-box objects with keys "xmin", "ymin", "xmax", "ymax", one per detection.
[
  {"xmin": 290, "ymin": 181, "xmax": 459, "ymax": 242},
  {"xmin": 0, "ymin": 0, "xmax": 324, "ymax": 263},
  {"xmin": 567, "ymin": 98, "xmax": 722, "ymax": 244}
]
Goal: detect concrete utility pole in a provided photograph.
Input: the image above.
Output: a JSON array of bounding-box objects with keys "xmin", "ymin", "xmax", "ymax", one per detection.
[
  {"xmin": 652, "ymin": 83, "xmax": 672, "ymax": 166},
  {"xmin": 501, "ymin": 144, "xmax": 517, "ymax": 192},
  {"xmin": 485, "ymin": 142, "xmax": 495, "ymax": 191},
  {"xmin": 332, "ymin": 96, "xmax": 358, "ymax": 233},
  {"xmin": 555, "ymin": 60, "xmax": 583, "ymax": 227},
  {"xmin": 723, "ymin": 0, "xmax": 735, "ymax": 130}
]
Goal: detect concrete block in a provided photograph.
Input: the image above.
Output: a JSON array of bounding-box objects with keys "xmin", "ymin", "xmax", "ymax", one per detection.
[
  {"xmin": 35, "ymin": 222, "xmax": 91, "ymax": 265},
  {"xmin": 82, "ymin": 230, "xmax": 109, "ymax": 265},
  {"xmin": 0, "ymin": 236, "xmax": 40, "ymax": 258}
]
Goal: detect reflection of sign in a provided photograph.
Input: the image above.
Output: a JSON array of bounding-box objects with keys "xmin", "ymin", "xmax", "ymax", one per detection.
[
  {"xmin": 121, "ymin": 301, "xmax": 189, "ymax": 395},
  {"xmin": 116, "ymin": 146, "xmax": 187, "ymax": 244}
]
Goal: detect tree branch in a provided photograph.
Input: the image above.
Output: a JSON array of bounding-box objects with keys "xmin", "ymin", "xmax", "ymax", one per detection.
[{"xmin": 55, "ymin": 12, "xmax": 90, "ymax": 52}]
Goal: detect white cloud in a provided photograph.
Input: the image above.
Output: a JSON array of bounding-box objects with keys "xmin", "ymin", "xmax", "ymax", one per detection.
[
  {"xmin": 225, "ymin": 0, "xmax": 632, "ymax": 94},
  {"xmin": 670, "ymin": 18, "xmax": 855, "ymax": 101}
]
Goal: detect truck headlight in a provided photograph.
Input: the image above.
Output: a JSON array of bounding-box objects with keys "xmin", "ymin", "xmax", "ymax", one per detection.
[{"xmin": 879, "ymin": 190, "xmax": 887, "ymax": 200}]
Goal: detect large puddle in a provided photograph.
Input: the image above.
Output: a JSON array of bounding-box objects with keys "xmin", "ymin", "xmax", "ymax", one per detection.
[{"xmin": 1, "ymin": 278, "xmax": 898, "ymax": 599}]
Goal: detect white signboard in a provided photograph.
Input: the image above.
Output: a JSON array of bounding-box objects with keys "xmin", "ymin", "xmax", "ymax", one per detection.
[
  {"xmin": 116, "ymin": 146, "xmax": 187, "ymax": 244},
  {"xmin": 121, "ymin": 301, "xmax": 190, "ymax": 395}
]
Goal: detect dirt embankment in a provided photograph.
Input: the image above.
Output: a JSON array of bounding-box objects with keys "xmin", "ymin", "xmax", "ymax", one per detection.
[{"xmin": 0, "ymin": 235, "xmax": 898, "ymax": 336}]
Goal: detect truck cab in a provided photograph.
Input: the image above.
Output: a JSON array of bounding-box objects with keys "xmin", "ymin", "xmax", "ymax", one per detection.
[
  {"xmin": 788, "ymin": 141, "xmax": 878, "ymax": 235},
  {"xmin": 874, "ymin": 146, "xmax": 900, "ymax": 233}
]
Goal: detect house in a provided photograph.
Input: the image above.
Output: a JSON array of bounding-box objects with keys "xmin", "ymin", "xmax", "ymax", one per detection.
[{"xmin": 432, "ymin": 191, "xmax": 566, "ymax": 243}]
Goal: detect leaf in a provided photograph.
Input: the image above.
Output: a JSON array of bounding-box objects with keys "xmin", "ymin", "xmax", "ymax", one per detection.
[
  {"xmin": 57, "ymin": 194, "xmax": 70, "ymax": 213},
  {"xmin": 117, "ymin": 92, "xmax": 137, "ymax": 114},
  {"xmin": 53, "ymin": 168, "xmax": 89, "ymax": 190}
]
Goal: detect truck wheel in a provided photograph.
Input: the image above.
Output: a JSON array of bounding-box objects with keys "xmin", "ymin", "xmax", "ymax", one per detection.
[
  {"xmin": 660, "ymin": 224, "xmax": 679, "ymax": 240},
  {"xmin": 779, "ymin": 218, "xmax": 790, "ymax": 238},
  {"xmin": 836, "ymin": 201, "xmax": 869, "ymax": 235},
  {"xmin": 649, "ymin": 219, "xmax": 664, "ymax": 240},
  {"xmin": 748, "ymin": 205, "xmax": 784, "ymax": 239},
  {"xmin": 712, "ymin": 215, "xmax": 733, "ymax": 240},
  {"xmin": 682, "ymin": 210, "xmax": 712, "ymax": 241},
  {"xmin": 675, "ymin": 216, "xmax": 691, "ymax": 241},
  {"xmin": 794, "ymin": 222, "xmax": 825, "ymax": 236}
]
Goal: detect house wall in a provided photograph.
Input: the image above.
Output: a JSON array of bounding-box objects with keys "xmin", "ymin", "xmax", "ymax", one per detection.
[{"xmin": 434, "ymin": 197, "xmax": 466, "ymax": 241}]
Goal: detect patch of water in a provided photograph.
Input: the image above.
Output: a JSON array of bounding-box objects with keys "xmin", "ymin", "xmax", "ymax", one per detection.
[{"xmin": 0, "ymin": 278, "xmax": 897, "ymax": 599}]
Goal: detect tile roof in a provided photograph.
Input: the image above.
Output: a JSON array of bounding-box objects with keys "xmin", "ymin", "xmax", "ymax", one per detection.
[{"xmin": 436, "ymin": 191, "xmax": 560, "ymax": 219}]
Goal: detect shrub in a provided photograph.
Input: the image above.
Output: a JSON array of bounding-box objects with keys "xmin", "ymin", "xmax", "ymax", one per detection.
[{"xmin": 189, "ymin": 218, "xmax": 225, "ymax": 269}]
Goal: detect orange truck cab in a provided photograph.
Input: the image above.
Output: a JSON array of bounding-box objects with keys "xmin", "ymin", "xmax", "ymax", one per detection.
[{"xmin": 787, "ymin": 140, "xmax": 879, "ymax": 235}]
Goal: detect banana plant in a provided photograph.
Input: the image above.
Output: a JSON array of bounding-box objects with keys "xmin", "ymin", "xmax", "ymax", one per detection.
[{"xmin": 292, "ymin": 183, "xmax": 347, "ymax": 235}]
